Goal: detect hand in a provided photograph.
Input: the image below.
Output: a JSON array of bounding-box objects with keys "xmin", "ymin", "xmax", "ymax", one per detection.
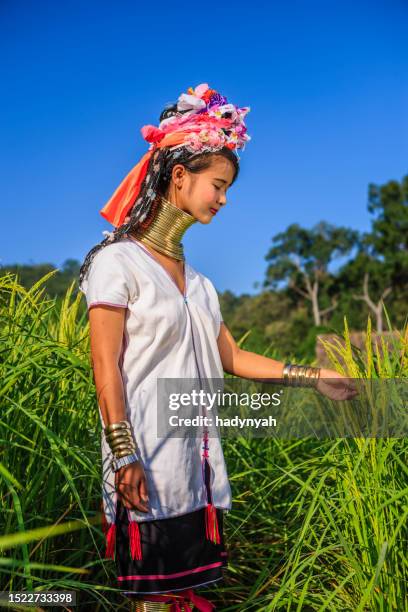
[
  {"xmin": 316, "ymin": 368, "xmax": 359, "ymax": 401},
  {"xmin": 115, "ymin": 460, "xmax": 149, "ymax": 513}
]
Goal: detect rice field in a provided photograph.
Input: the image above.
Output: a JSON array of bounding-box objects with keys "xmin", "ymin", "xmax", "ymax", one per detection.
[{"xmin": 1, "ymin": 271, "xmax": 407, "ymax": 611}]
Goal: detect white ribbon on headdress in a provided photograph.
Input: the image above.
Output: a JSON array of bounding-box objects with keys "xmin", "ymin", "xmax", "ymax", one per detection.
[{"xmin": 177, "ymin": 94, "xmax": 206, "ymax": 112}]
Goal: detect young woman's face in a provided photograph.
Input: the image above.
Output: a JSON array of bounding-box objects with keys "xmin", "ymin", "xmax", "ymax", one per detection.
[{"xmin": 167, "ymin": 156, "xmax": 236, "ymax": 224}]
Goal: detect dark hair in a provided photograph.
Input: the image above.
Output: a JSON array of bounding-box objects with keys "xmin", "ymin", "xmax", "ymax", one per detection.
[{"xmin": 78, "ymin": 103, "xmax": 240, "ymax": 287}]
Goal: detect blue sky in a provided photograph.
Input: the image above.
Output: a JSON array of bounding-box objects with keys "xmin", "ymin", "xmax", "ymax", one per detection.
[{"xmin": 1, "ymin": 0, "xmax": 407, "ymax": 295}]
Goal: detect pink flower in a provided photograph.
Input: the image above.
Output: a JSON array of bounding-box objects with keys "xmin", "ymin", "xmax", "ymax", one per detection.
[
  {"xmin": 140, "ymin": 125, "xmax": 165, "ymax": 143},
  {"xmin": 208, "ymin": 130, "xmax": 224, "ymax": 147},
  {"xmin": 185, "ymin": 133, "xmax": 203, "ymax": 151},
  {"xmin": 198, "ymin": 129, "xmax": 209, "ymax": 142},
  {"xmin": 194, "ymin": 83, "xmax": 210, "ymax": 98}
]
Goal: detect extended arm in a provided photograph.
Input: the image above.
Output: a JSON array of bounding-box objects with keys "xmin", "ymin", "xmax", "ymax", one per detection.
[
  {"xmin": 217, "ymin": 322, "xmax": 358, "ymax": 400},
  {"xmin": 88, "ymin": 305, "xmax": 149, "ymax": 511},
  {"xmin": 88, "ymin": 304, "xmax": 128, "ymax": 425},
  {"xmin": 216, "ymin": 322, "xmax": 284, "ymax": 382}
]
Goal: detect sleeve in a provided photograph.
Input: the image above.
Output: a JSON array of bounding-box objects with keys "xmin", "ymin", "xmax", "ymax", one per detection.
[
  {"xmin": 217, "ymin": 292, "xmax": 224, "ymax": 325},
  {"xmin": 79, "ymin": 245, "xmax": 137, "ymax": 310},
  {"xmin": 205, "ymin": 276, "xmax": 224, "ymax": 337},
  {"xmin": 214, "ymin": 290, "xmax": 224, "ymax": 338}
]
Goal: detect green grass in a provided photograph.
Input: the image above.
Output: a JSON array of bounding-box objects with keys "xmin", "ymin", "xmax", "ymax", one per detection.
[{"xmin": 1, "ymin": 273, "xmax": 407, "ymax": 610}]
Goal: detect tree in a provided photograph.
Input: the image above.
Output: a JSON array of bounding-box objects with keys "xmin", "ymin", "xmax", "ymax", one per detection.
[
  {"xmin": 61, "ymin": 258, "xmax": 81, "ymax": 278},
  {"xmin": 341, "ymin": 174, "xmax": 408, "ymax": 331},
  {"xmin": 263, "ymin": 221, "xmax": 358, "ymax": 326},
  {"xmin": 365, "ymin": 174, "xmax": 408, "ymax": 289},
  {"xmin": 352, "ymin": 270, "xmax": 392, "ymax": 333},
  {"xmin": 0, "ymin": 259, "xmax": 82, "ymax": 297}
]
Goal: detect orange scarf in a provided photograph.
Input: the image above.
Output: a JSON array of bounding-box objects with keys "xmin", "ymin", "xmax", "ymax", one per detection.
[{"xmin": 99, "ymin": 131, "xmax": 191, "ymax": 227}]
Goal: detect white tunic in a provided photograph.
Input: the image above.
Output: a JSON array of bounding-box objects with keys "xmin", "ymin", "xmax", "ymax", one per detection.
[{"xmin": 79, "ymin": 236, "xmax": 232, "ymax": 524}]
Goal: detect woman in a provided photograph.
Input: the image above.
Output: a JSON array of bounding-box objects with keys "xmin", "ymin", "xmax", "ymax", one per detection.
[{"xmin": 79, "ymin": 83, "xmax": 356, "ymax": 611}]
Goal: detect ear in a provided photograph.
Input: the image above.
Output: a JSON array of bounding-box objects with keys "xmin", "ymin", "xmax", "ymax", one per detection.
[{"xmin": 171, "ymin": 164, "xmax": 186, "ymax": 187}]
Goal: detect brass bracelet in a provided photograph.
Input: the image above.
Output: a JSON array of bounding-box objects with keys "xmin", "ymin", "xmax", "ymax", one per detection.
[
  {"xmin": 109, "ymin": 434, "xmax": 135, "ymax": 447},
  {"xmin": 105, "ymin": 430, "xmax": 131, "ymax": 443},
  {"xmin": 111, "ymin": 440, "xmax": 136, "ymax": 453},
  {"xmin": 282, "ymin": 363, "xmax": 320, "ymax": 388},
  {"xmin": 109, "ymin": 441, "xmax": 137, "ymax": 457},
  {"xmin": 107, "ymin": 429, "xmax": 133, "ymax": 443},
  {"xmin": 109, "ymin": 435, "xmax": 136, "ymax": 455},
  {"xmin": 282, "ymin": 363, "xmax": 291, "ymax": 382},
  {"xmin": 113, "ymin": 447, "xmax": 136, "ymax": 458},
  {"xmin": 304, "ymin": 366, "xmax": 320, "ymax": 387},
  {"xmin": 104, "ymin": 419, "xmax": 138, "ymax": 457},
  {"xmin": 104, "ymin": 420, "xmax": 131, "ymax": 435},
  {"xmin": 115, "ymin": 448, "xmax": 138, "ymax": 459}
]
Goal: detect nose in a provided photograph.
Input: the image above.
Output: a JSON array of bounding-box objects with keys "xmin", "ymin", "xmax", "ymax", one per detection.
[{"xmin": 218, "ymin": 193, "xmax": 227, "ymax": 207}]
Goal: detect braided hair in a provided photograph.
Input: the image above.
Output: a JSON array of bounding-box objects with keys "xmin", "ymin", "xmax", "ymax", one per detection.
[{"xmin": 78, "ymin": 103, "xmax": 240, "ymax": 288}]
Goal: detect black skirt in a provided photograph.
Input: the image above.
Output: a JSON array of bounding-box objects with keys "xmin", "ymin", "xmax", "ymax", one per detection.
[{"xmin": 114, "ymin": 498, "xmax": 228, "ymax": 595}]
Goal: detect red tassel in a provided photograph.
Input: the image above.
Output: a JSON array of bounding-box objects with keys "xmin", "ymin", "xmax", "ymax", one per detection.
[
  {"xmin": 128, "ymin": 520, "xmax": 142, "ymax": 560},
  {"xmin": 205, "ymin": 503, "xmax": 220, "ymax": 544},
  {"xmin": 101, "ymin": 504, "xmax": 116, "ymax": 560},
  {"xmin": 105, "ymin": 523, "xmax": 116, "ymax": 559}
]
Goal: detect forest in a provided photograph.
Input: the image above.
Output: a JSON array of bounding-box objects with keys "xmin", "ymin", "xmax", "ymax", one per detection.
[
  {"xmin": 2, "ymin": 174, "xmax": 408, "ymax": 359},
  {"xmin": 3, "ymin": 174, "xmax": 407, "ymax": 360}
]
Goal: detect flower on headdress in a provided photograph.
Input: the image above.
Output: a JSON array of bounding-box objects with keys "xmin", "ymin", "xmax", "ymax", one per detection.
[
  {"xmin": 238, "ymin": 106, "xmax": 251, "ymax": 118},
  {"xmin": 208, "ymin": 129, "xmax": 225, "ymax": 147},
  {"xmin": 177, "ymin": 93, "xmax": 206, "ymax": 112},
  {"xmin": 228, "ymin": 129, "xmax": 239, "ymax": 144},
  {"xmin": 234, "ymin": 123, "xmax": 246, "ymax": 136},
  {"xmin": 207, "ymin": 92, "xmax": 227, "ymax": 108},
  {"xmin": 183, "ymin": 127, "xmax": 226, "ymax": 152},
  {"xmin": 185, "ymin": 132, "xmax": 203, "ymax": 151},
  {"xmin": 199, "ymin": 129, "xmax": 210, "ymax": 143},
  {"xmin": 201, "ymin": 88, "xmax": 217, "ymax": 103},
  {"xmin": 209, "ymin": 103, "xmax": 238, "ymax": 121},
  {"xmin": 141, "ymin": 125, "xmax": 165, "ymax": 143},
  {"xmin": 193, "ymin": 83, "xmax": 210, "ymax": 98},
  {"xmin": 184, "ymin": 84, "xmax": 227, "ymax": 110}
]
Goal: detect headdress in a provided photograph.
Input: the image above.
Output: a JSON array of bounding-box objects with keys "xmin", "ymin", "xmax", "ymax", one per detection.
[{"xmin": 99, "ymin": 83, "xmax": 251, "ymax": 228}]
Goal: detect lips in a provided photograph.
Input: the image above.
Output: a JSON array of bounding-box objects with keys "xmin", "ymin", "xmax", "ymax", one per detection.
[{"xmin": 209, "ymin": 208, "xmax": 218, "ymax": 215}]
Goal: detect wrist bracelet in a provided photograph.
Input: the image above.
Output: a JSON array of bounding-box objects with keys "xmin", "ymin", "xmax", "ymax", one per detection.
[
  {"xmin": 282, "ymin": 363, "xmax": 320, "ymax": 387},
  {"xmin": 104, "ymin": 419, "xmax": 138, "ymax": 458},
  {"xmin": 111, "ymin": 452, "xmax": 140, "ymax": 473},
  {"xmin": 114, "ymin": 448, "xmax": 137, "ymax": 458},
  {"xmin": 104, "ymin": 420, "xmax": 131, "ymax": 435}
]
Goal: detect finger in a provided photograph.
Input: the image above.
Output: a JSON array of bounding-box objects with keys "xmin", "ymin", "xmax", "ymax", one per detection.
[
  {"xmin": 139, "ymin": 478, "xmax": 149, "ymax": 504},
  {"xmin": 123, "ymin": 495, "xmax": 149, "ymax": 513},
  {"xmin": 133, "ymin": 501, "xmax": 149, "ymax": 513},
  {"xmin": 119, "ymin": 485, "xmax": 149, "ymax": 513},
  {"xmin": 118, "ymin": 484, "xmax": 137, "ymax": 506},
  {"xmin": 344, "ymin": 385, "xmax": 359, "ymax": 396},
  {"xmin": 120, "ymin": 498, "xmax": 149, "ymax": 512}
]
